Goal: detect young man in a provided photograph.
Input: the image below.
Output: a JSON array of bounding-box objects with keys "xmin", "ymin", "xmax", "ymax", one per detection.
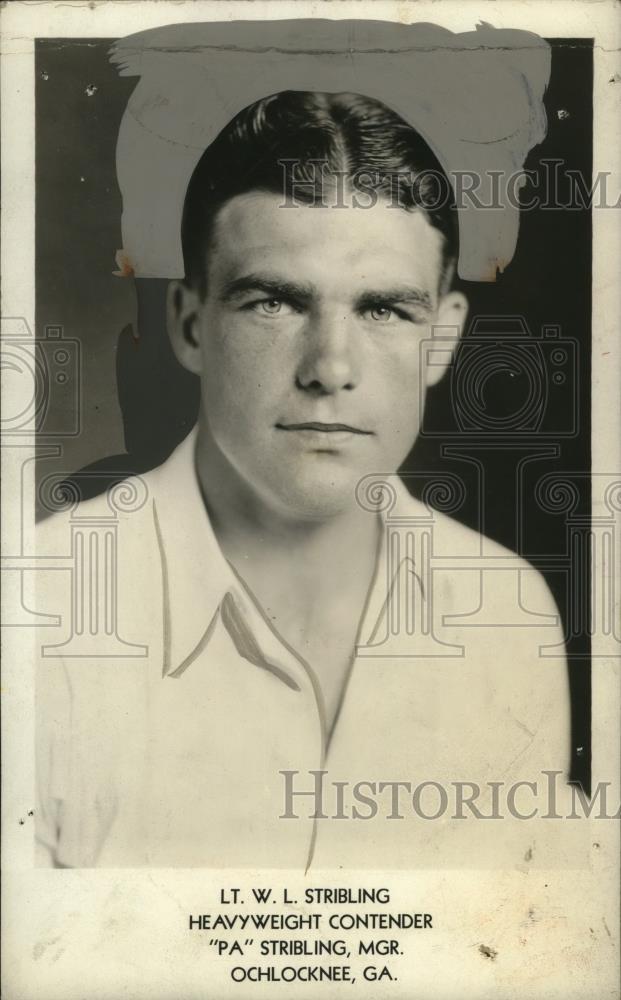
[{"xmin": 36, "ymin": 92, "xmax": 570, "ymax": 868}]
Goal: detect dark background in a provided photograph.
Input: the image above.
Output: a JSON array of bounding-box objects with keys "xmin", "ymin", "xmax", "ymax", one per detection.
[{"xmin": 35, "ymin": 37, "xmax": 593, "ymax": 790}]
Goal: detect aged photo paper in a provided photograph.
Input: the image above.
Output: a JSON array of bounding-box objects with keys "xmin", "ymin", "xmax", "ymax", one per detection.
[{"xmin": 1, "ymin": 1, "xmax": 620, "ymax": 997}]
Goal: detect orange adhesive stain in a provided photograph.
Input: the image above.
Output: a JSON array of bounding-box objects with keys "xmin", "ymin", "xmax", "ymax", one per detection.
[{"xmin": 113, "ymin": 249, "xmax": 135, "ymax": 278}]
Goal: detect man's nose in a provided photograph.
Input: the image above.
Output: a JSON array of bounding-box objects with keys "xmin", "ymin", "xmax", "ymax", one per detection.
[{"xmin": 295, "ymin": 312, "xmax": 360, "ymax": 394}]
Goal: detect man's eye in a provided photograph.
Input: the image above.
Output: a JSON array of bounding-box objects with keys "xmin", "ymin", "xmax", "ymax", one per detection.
[
  {"xmin": 367, "ymin": 306, "xmax": 397, "ymax": 323},
  {"xmin": 259, "ymin": 298, "xmax": 284, "ymax": 315},
  {"xmin": 365, "ymin": 305, "xmax": 429, "ymax": 326},
  {"xmin": 247, "ymin": 298, "xmax": 298, "ymax": 316}
]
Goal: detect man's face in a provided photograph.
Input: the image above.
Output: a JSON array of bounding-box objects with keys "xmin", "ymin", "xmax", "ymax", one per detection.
[{"xmin": 171, "ymin": 190, "xmax": 466, "ymax": 520}]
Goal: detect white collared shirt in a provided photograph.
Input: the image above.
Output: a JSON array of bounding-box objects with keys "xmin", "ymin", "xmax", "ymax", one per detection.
[{"xmin": 35, "ymin": 428, "xmax": 574, "ymax": 869}]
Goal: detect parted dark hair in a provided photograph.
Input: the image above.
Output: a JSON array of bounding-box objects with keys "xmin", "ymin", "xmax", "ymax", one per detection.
[{"xmin": 181, "ymin": 90, "xmax": 458, "ymax": 297}]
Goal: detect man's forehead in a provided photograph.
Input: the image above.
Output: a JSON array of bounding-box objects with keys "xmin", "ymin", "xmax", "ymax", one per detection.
[{"xmin": 208, "ymin": 191, "xmax": 444, "ymax": 292}]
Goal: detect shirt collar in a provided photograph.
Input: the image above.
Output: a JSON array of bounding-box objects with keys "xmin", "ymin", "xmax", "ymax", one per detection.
[{"xmin": 148, "ymin": 426, "xmax": 234, "ymax": 676}]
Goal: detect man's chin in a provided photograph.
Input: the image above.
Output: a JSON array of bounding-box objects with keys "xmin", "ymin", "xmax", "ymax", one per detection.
[{"xmin": 265, "ymin": 472, "xmax": 364, "ymax": 522}]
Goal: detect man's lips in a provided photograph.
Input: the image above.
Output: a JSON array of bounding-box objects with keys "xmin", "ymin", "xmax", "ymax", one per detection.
[{"xmin": 276, "ymin": 422, "xmax": 373, "ymax": 435}]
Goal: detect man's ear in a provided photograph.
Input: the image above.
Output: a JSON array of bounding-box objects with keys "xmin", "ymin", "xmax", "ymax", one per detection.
[
  {"xmin": 167, "ymin": 279, "xmax": 203, "ymax": 375},
  {"xmin": 424, "ymin": 291, "xmax": 468, "ymax": 388}
]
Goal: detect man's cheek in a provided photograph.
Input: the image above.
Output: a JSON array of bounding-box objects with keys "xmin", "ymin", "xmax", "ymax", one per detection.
[{"xmin": 222, "ymin": 349, "xmax": 279, "ymax": 387}]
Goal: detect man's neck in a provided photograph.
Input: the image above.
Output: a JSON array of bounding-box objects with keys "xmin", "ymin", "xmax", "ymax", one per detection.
[{"xmin": 194, "ymin": 424, "xmax": 381, "ymax": 595}]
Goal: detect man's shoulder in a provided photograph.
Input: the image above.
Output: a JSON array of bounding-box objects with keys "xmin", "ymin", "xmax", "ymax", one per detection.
[
  {"xmin": 34, "ymin": 468, "xmax": 167, "ymax": 638},
  {"xmin": 393, "ymin": 480, "xmax": 559, "ymax": 618},
  {"xmin": 36, "ymin": 467, "xmax": 165, "ymax": 548},
  {"xmin": 36, "ymin": 431, "xmax": 195, "ymax": 547},
  {"xmin": 393, "ymin": 481, "xmax": 525, "ymax": 562}
]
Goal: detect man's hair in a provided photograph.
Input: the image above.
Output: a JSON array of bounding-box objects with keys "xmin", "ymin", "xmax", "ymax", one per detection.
[{"xmin": 181, "ymin": 90, "xmax": 458, "ymax": 297}]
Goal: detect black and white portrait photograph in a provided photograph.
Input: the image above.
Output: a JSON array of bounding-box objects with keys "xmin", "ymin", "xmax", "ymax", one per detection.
[{"xmin": 1, "ymin": 2, "xmax": 619, "ymax": 998}]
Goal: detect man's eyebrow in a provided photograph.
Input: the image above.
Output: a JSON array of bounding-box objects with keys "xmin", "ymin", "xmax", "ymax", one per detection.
[
  {"xmin": 219, "ymin": 273, "xmax": 315, "ymax": 303},
  {"xmin": 356, "ymin": 287, "xmax": 434, "ymax": 312}
]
